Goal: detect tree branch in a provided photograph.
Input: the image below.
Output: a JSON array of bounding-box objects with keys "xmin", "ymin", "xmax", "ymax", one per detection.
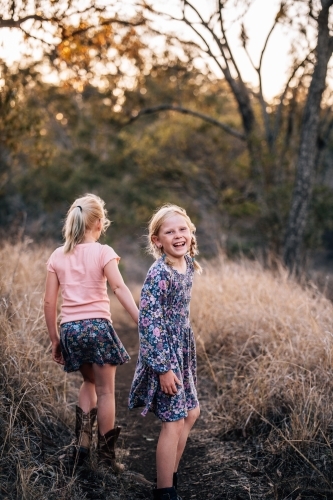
[
  {"xmin": 249, "ymin": 3, "xmax": 284, "ymax": 151},
  {"xmin": 218, "ymin": 0, "xmax": 243, "ymax": 82},
  {"xmin": 258, "ymin": 5, "xmax": 282, "ymax": 74},
  {"xmin": 273, "ymin": 50, "xmax": 314, "ymax": 145},
  {"xmin": 20, "ymin": 27, "xmax": 53, "ymax": 46},
  {"xmin": 321, "ymin": 0, "xmax": 333, "ymax": 10},
  {"xmin": 69, "ymin": 16, "xmax": 145, "ymax": 38},
  {"xmin": 125, "ymin": 104, "xmax": 245, "ymax": 140},
  {"xmin": 0, "ymin": 14, "xmax": 46, "ymax": 29},
  {"xmin": 185, "ymin": 0, "xmax": 240, "ymax": 80}
]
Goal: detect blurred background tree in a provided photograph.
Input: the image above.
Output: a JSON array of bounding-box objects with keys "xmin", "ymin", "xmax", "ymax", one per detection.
[
  {"xmin": 2, "ymin": 0, "xmax": 333, "ymax": 272},
  {"xmin": 133, "ymin": 0, "xmax": 333, "ymax": 271}
]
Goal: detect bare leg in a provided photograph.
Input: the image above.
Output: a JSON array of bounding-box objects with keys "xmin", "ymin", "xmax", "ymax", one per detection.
[
  {"xmin": 78, "ymin": 363, "xmax": 97, "ymax": 412},
  {"xmin": 92, "ymin": 363, "xmax": 117, "ymax": 435},
  {"xmin": 156, "ymin": 419, "xmax": 184, "ymax": 489},
  {"xmin": 174, "ymin": 406, "xmax": 200, "ymax": 472}
]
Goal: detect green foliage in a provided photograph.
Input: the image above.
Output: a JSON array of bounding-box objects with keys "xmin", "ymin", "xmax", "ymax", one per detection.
[{"xmin": 1, "ymin": 59, "xmax": 332, "ymax": 258}]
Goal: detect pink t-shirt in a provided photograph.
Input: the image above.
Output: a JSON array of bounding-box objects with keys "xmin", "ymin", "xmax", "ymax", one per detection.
[{"xmin": 47, "ymin": 242, "xmax": 120, "ymax": 324}]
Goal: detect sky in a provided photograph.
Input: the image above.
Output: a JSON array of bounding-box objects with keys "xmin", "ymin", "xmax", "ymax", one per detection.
[{"xmin": 0, "ymin": 0, "xmax": 318, "ymax": 101}]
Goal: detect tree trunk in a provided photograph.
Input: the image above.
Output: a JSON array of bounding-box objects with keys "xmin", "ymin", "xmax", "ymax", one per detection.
[
  {"xmin": 223, "ymin": 70, "xmax": 264, "ymax": 197},
  {"xmin": 283, "ymin": 2, "xmax": 333, "ymax": 273}
]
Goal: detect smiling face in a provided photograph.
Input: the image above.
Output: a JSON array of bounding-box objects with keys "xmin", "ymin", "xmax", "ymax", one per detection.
[{"xmin": 152, "ymin": 213, "xmax": 192, "ymax": 263}]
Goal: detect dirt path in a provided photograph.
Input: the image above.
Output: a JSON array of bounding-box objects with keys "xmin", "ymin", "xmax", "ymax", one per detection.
[
  {"xmin": 113, "ymin": 321, "xmax": 274, "ymax": 500},
  {"xmin": 38, "ymin": 312, "xmax": 325, "ymax": 500}
]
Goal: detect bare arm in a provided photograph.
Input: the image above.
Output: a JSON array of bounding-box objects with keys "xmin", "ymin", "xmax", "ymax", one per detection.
[
  {"xmin": 44, "ymin": 271, "xmax": 64, "ymax": 365},
  {"xmin": 104, "ymin": 259, "xmax": 139, "ymax": 324}
]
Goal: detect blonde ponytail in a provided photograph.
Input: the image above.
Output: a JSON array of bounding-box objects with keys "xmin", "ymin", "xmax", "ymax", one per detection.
[{"xmin": 63, "ymin": 194, "xmax": 110, "ymax": 253}]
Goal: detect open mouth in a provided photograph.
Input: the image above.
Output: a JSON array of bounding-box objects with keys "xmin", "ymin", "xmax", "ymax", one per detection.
[{"xmin": 173, "ymin": 242, "xmax": 186, "ymax": 248}]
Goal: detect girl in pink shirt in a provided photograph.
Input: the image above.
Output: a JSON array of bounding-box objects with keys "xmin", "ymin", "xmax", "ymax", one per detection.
[{"xmin": 44, "ymin": 193, "xmax": 138, "ymax": 473}]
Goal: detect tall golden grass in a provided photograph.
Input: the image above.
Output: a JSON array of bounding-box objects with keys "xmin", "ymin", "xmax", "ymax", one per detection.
[
  {"xmin": 0, "ymin": 241, "xmax": 81, "ymax": 498},
  {"xmin": 2, "ymin": 242, "xmax": 333, "ymax": 496},
  {"xmin": 192, "ymin": 255, "xmax": 333, "ymax": 449},
  {"xmin": 0, "ymin": 242, "xmax": 150, "ymax": 499}
]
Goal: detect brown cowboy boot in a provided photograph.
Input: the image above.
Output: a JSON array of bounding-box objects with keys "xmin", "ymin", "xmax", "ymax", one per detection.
[
  {"xmin": 97, "ymin": 426, "xmax": 124, "ymax": 473},
  {"xmin": 75, "ymin": 406, "xmax": 97, "ymax": 466}
]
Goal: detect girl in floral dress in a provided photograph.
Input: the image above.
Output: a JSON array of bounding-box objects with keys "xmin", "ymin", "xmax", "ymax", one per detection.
[
  {"xmin": 129, "ymin": 204, "xmax": 202, "ymax": 500},
  {"xmin": 44, "ymin": 193, "xmax": 138, "ymax": 472}
]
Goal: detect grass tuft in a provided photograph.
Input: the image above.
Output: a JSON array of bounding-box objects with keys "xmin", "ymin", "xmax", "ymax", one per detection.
[
  {"xmin": 192, "ymin": 254, "xmax": 333, "ymax": 493},
  {"xmin": 0, "ymin": 242, "xmax": 148, "ymax": 499}
]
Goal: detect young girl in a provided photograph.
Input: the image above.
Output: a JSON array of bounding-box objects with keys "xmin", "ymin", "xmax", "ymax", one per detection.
[
  {"xmin": 44, "ymin": 193, "xmax": 138, "ymax": 472},
  {"xmin": 129, "ymin": 204, "xmax": 201, "ymax": 500}
]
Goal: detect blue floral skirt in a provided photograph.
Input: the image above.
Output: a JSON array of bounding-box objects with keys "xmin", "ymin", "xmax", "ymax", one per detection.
[{"xmin": 60, "ymin": 318, "xmax": 130, "ymax": 372}]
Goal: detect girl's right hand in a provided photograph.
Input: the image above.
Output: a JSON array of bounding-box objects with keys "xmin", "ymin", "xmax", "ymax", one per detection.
[
  {"xmin": 159, "ymin": 370, "xmax": 181, "ymax": 395},
  {"xmin": 52, "ymin": 341, "xmax": 65, "ymax": 365}
]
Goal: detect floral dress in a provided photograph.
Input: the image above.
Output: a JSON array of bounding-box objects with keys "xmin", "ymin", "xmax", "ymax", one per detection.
[{"xmin": 128, "ymin": 254, "xmax": 199, "ymax": 422}]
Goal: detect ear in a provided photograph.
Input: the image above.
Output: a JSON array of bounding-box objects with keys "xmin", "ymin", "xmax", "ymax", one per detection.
[{"xmin": 151, "ymin": 235, "xmax": 161, "ymax": 248}]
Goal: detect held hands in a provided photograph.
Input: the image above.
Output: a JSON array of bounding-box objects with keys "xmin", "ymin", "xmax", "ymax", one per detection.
[
  {"xmin": 51, "ymin": 340, "xmax": 65, "ymax": 365},
  {"xmin": 159, "ymin": 370, "xmax": 181, "ymax": 396}
]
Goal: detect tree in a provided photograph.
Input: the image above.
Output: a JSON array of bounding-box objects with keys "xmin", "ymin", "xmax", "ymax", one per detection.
[
  {"xmin": 0, "ymin": 1, "xmax": 144, "ymax": 48},
  {"xmin": 129, "ymin": 0, "xmax": 333, "ymax": 271},
  {"xmin": 283, "ymin": 0, "xmax": 333, "ymax": 271}
]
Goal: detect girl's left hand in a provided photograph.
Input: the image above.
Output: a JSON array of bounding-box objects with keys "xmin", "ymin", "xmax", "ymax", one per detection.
[{"xmin": 52, "ymin": 341, "xmax": 65, "ymax": 365}]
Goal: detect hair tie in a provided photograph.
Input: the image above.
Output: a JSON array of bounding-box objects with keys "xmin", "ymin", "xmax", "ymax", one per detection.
[{"xmin": 76, "ymin": 205, "xmax": 82, "ymax": 212}]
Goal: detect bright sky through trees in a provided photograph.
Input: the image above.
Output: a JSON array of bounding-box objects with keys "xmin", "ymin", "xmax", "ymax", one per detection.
[{"xmin": 0, "ymin": 0, "xmax": 320, "ymax": 101}]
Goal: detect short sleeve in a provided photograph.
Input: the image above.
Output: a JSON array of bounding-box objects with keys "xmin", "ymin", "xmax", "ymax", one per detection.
[
  {"xmin": 101, "ymin": 245, "xmax": 120, "ymax": 268},
  {"xmin": 46, "ymin": 252, "xmax": 56, "ymax": 273}
]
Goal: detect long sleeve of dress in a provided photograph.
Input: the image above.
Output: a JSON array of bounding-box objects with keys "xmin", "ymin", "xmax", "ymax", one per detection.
[{"xmin": 138, "ymin": 264, "xmax": 172, "ymax": 374}]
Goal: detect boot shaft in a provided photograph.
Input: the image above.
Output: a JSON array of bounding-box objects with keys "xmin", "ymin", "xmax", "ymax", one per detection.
[
  {"xmin": 98, "ymin": 426, "xmax": 121, "ymax": 457},
  {"xmin": 98, "ymin": 426, "xmax": 124, "ymax": 473},
  {"xmin": 75, "ymin": 406, "xmax": 97, "ymax": 449}
]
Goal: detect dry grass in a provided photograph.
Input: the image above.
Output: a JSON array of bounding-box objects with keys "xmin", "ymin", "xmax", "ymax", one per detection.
[
  {"xmin": 191, "ymin": 255, "xmax": 333, "ymax": 494},
  {"xmin": 0, "ymin": 240, "xmax": 81, "ymax": 498},
  {"xmin": 0, "ymin": 242, "xmax": 146, "ymax": 499},
  {"xmin": 3, "ymin": 242, "xmax": 333, "ymax": 497},
  {"xmin": 192, "ymin": 254, "xmax": 333, "ymax": 450}
]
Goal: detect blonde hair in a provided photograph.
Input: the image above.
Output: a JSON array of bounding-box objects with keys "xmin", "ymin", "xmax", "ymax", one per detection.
[
  {"xmin": 147, "ymin": 204, "xmax": 202, "ymax": 274},
  {"xmin": 63, "ymin": 193, "xmax": 110, "ymax": 253}
]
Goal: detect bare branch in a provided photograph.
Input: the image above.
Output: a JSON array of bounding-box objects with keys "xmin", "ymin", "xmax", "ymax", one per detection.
[
  {"xmin": 258, "ymin": 3, "xmax": 284, "ymax": 74},
  {"xmin": 181, "ymin": 15, "xmax": 227, "ymax": 74},
  {"xmin": 218, "ymin": 0, "xmax": 243, "ymax": 82},
  {"xmin": 0, "ymin": 14, "xmax": 46, "ymax": 29},
  {"xmin": 126, "ymin": 104, "xmax": 245, "ymax": 140},
  {"xmin": 20, "ymin": 27, "xmax": 53, "ymax": 46},
  {"xmin": 240, "ymin": 22, "xmax": 260, "ymax": 76},
  {"xmin": 273, "ymin": 50, "xmax": 314, "ymax": 144},
  {"xmin": 68, "ymin": 16, "xmax": 145, "ymax": 38},
  {"xmin": 251, "ymin": 3, "xmax": 286, "ymax": 150},
  {"xmin": 184, "ymin": 0, "xmax": 243, "ymax": 82}
]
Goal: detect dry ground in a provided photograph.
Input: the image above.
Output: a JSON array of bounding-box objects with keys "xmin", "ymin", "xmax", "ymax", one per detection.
[{"xmin": 114, "ymin": 319, "xmax": 274, "ymax": 500}]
